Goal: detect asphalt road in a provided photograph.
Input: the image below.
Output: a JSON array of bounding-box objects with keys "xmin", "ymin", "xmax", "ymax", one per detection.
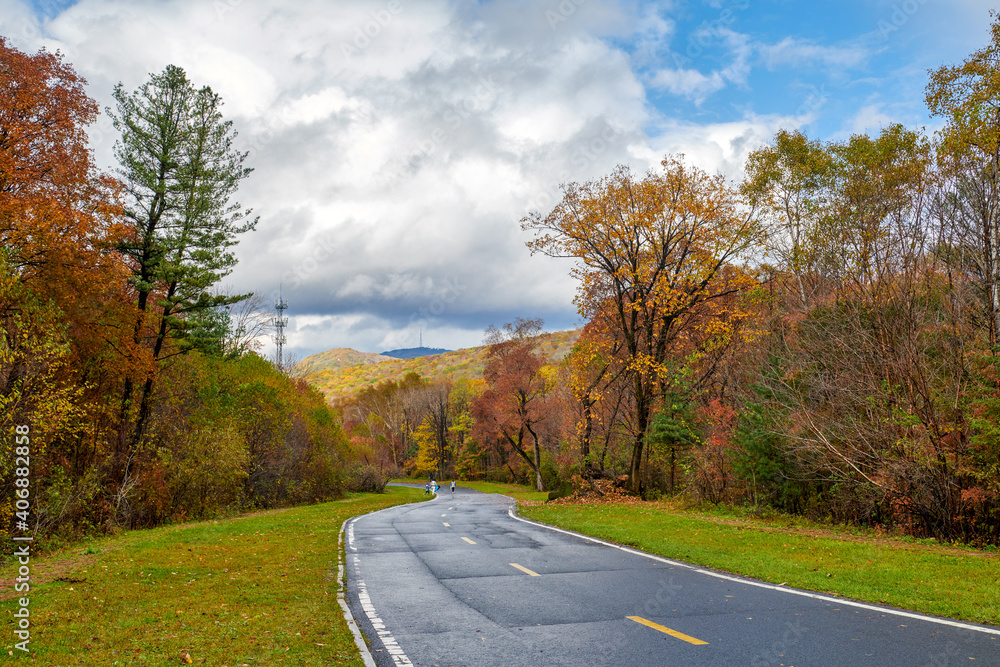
[{"xmin": 344, "ymin": 486, "xmax": 1000, "ymax": 666}]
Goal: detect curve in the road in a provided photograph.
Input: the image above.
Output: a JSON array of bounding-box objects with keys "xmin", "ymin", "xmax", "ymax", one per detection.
[{"xmin": 344, "ymin": 487, "xmax": 1000, "ymax": 667}]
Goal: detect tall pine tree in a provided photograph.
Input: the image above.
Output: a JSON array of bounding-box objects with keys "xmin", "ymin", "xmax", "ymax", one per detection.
[{"xmin": 110, "ymin": 64, "xmax": 257, "ymax": 458}]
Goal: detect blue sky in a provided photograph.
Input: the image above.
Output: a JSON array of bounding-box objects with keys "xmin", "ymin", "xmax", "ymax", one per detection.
[
  {"xmin": 1, "ymin": 0, "xmax": 995, "ymax": 358},
  {"xmin": 625, "ymin": 0, "xmax": 988, "ymax": 139}
]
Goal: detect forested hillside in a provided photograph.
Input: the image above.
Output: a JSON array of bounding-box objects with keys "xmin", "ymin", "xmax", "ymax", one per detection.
[
  {"xmin": 300, "ymin": 329, "xmax": 581, "ymax": 399},
  {"xmin": 295, "ymin": 348, "xmax": 394, "ymax": 376},
  {"xmin": 380, "ymin": 347, "xmax": 451, "ymax": 359}
]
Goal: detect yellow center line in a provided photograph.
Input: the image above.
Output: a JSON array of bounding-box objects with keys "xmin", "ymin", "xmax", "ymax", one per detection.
[
  {"xmin": 441, "ymin": 513, "xmax": 447, "ymax": 517},
  {"xmin": 443, "ymin": 522, "xmax": 450, "ymax": 527},
  {"xmin": 509, "ymin": 563, "xmax": 540, "ymax": 577},
  {"xmin": 627, "ymin": 616, "xmax": 709, "ymax": 645},
  {"xmin": 461, "ymin": 537, "xmax": 476, "ymax": 545}
]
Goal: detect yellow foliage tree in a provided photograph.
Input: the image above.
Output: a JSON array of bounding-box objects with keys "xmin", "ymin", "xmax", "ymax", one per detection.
[
  {"xmin": 411, "ymin": 415, "xmax": 442, "ymax": 479},
  {"xmin": 522, "ymin": 156, "xmax": 763, "ymax": 493}
]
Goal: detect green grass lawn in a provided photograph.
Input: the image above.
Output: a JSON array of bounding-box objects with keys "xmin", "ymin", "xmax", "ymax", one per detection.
[
  {"xmin": 521, "ymin": 501, "xmax": 1000, "ymax": 627},
  {"xmin": 2, "ymin": 487, "xmax": 424, "ymax": 665}
]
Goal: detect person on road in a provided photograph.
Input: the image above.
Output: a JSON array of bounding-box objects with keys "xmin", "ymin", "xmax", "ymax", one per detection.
[
  {"xmin": 450, "ymin": 480, "xmax": 456, "ymax": 495},
  {"xmin": 431, "ymin": 479, "xmax": 437, "ymax": 494}
]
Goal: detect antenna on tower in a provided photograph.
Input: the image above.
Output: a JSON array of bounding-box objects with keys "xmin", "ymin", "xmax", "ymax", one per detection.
[{"xmin": 273, "ymin": 289, "xmax": 288, "ymax": 370}]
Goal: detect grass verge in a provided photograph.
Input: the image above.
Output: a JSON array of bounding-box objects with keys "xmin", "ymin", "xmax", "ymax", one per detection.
[
  {"xmin": 453, "ymin": 481, "xmax": 548, "ymax": 503},
  {"xmin": 521, "ymin": 501, "xmax": 1000, "ymax": 627},
  {"xmin": 388, "ymin": 478, "xmax": 548, "ymax": 503},
  {"xmin": 2, "ymin": 487, "xmax": 424, "ymax": 665}
]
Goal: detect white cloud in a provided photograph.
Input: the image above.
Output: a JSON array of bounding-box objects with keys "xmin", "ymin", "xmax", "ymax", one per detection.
[
  {"xmin": 847, "ymin": 103, "xmax": 896, "ymax": 135},
  {"xmin": 286, "ymin": 313, "xmax": 490, "ymax": 355},
  {"xmin": 0, "ymin": 0, "xmax": 42, "ymax": 48},
  {"xmin": 718, "ymin": 28, "xmax": 753, "ymax": 86},
  {"xmin": 640, "ymin": 110, "xmax": 820, "ymax": 182},
  {"xmin": 650, "ymin": 27, "xmax": 752, "ymax": 103},
  {"xmin": 629, "ymin": 3, "xmax": 676, "ymax": 67},
  {"xmin": 497, "ymin": 101, "xmax": 586, "ymax": 147},
  {"xmin": 760, "ymin": 36, "xmax": 870, "ymax": 70},
  {"xmin": 650, "ymin": 67, "xmax": 726, "ymax": 100},
  {"xmin": 7, "ymin": 0, "xmax": 991, "ymax": 358}
]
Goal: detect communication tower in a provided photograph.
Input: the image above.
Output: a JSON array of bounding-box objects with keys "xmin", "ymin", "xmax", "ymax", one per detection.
[{"xmin": 273, "ymin": 293, "xmax": 288, "ymax": 368}]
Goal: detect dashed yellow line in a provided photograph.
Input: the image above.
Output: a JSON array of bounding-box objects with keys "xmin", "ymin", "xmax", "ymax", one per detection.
[
  {"xmin": 461, "ymin": 537, "xmax": 476, "ymax": 545},
  {"xmin": 627, "ymin": 616, "xmax": 708, "ymax": 645},
  {"xmin": 509, "ymin": 563, "xmax": 540, "ymax": 577},
  {"xmin": 443, "ymin": 522, "xmax": 450, "ymax": 527}
]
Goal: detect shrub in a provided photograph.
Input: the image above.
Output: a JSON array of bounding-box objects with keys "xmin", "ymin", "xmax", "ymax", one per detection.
[{"xmin": 346, "ymin": 465, "xmax": 389, "ymax": 493}]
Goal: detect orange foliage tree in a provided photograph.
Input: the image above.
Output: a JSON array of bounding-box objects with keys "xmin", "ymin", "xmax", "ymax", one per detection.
[
  {"xmin": 1, "ymin": 38, "xmax": 130, "ymax": 531},
  {"xmin": 471, "ymin": 318, "xmax": 551, "ymax": 491}
]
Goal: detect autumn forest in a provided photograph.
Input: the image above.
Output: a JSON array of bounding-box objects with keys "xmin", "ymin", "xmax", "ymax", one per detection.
[{"xmin": 4, "ymin": 15, "xmax": 1000, "ymax": 552}]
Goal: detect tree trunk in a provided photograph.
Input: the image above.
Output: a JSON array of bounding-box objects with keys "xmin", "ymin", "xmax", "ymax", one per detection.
[
  {"xmin": 629, "ymin": 381, "xmax": 650, "ymax": 494},
  {"xmin": 505, "ymin": 429, "xmax": 545, "ymax": 492},
  {"xmin": 669, "ymin": 447, "xmax": 676, "ymax": 495},
  {"xmin": 525, "ymin": 422, "xmax": 545, "ymax": 492},
  {"xmin": 533, "ymin": 438, "xmax": 543, "ymax": 492},
  {"xmin": 992, "ymin": 152, "xmax": 1000, "ymax": 352}
]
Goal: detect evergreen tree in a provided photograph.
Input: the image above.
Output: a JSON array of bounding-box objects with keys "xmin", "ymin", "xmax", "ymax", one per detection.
[{"xmin": 110, "ymin": 64, "xmax": 257, "ymax": 454}]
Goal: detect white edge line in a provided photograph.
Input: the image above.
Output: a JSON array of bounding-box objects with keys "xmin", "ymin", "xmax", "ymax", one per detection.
[
  {"xmin": 339, "ymin": 494, "xmax": 434, "ymax": 666},
  {"xmin": 338, "ymin": 517, "xmax": 378, "ymax": 667},
  {"xmin": 507, "ymin": 507, "xmax": 1000, "ymax": 637}
]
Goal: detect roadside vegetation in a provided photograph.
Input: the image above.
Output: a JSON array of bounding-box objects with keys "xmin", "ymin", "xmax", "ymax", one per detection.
[{"xmin": 0, "ymin": 487, "xmax": 424, "ymax": 664}]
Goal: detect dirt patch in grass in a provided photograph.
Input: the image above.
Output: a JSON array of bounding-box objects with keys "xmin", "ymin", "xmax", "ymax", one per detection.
[{"xmin": 0, "ymin": 553, "xmax": 99, "ymax": 601}]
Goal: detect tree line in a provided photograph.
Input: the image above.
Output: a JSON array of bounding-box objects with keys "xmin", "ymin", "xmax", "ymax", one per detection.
[
  {"xmin": 343, "ymin": 17, "xmax": 1000, "ymax": 546},
  {"xmin": 0, "ymin": 39, "xmax": 365, "ymax": 548}
]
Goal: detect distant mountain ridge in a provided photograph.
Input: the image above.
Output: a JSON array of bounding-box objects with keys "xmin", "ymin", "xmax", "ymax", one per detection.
[
  {"xmin": 294, "ymin": 348, "xmax": 392, "ymax": 376},
  {"xmin": 380, "ymin": 347, "xmax": 450, "ymax": 359},
  {"xmin": 298, "ymin": 329, "xmax": 582, "ymax": 401}
]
